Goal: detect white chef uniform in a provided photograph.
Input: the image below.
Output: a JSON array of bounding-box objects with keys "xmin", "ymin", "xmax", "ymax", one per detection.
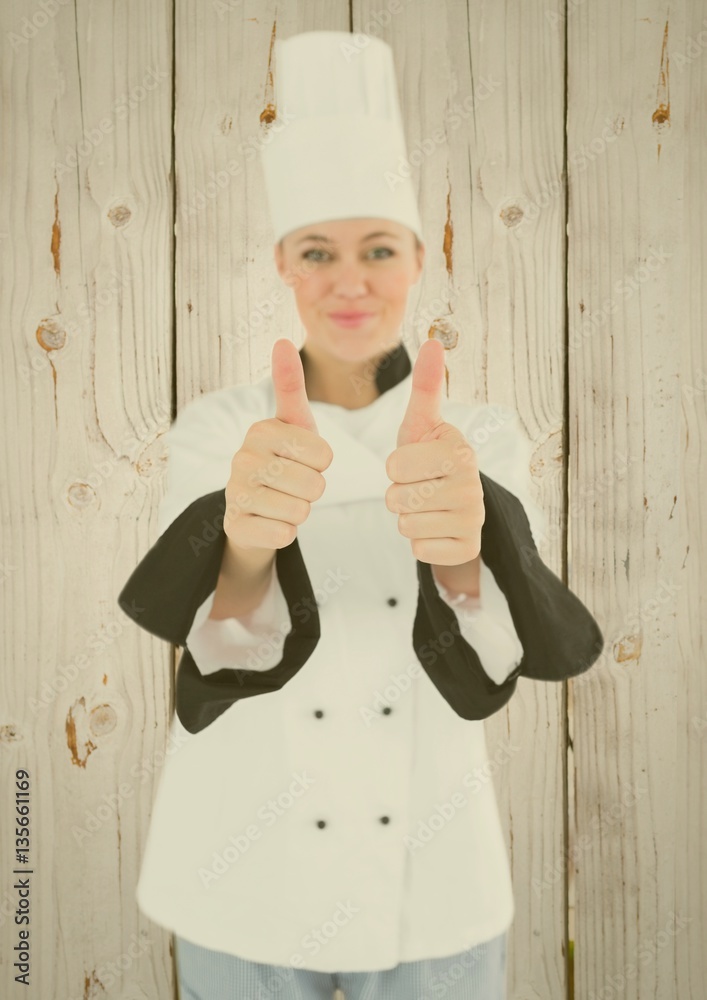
[
  {"xmin": 118, "ymin": 340, "xmax": 603, "ymax": 973},
  {"xmin": 118, "ymin": 29, "xmax": 603, "ymax": 976}
]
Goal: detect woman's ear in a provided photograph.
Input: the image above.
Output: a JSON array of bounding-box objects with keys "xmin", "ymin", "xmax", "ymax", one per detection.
[{"xmin": 413, "ymin": 240, "xmax": 425, "ymax": 284}]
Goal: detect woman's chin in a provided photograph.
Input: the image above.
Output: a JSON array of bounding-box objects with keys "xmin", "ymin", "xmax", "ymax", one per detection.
[{"xmin": 318, "ymin": 331, "xmax": 390, "ymax": 364}]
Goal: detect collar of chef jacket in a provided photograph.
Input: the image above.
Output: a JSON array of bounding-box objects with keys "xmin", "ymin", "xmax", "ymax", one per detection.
[{"xmin": 118, "ymin": 340, "xmax": 604, "ymax": 734}]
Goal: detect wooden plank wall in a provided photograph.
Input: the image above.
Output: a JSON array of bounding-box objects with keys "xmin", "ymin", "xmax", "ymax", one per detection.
[{"xmin": 0, "ymin": 1, "xmax": 703, "ymax": 998}]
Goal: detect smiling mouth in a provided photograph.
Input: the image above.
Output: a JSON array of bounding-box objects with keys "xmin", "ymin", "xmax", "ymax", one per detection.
[{"xmin": 328, "ymin": 312, "xmax": 375, "ymax": 327}]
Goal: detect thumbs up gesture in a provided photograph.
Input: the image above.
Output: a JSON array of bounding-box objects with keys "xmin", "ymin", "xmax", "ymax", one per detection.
[
  {"xmin": 224, "ymin": 338, "xmax": 333, "ymax": 552},
  {"xmin": 384, "ymin": 339, "xmax": 485, "ymax": 567}
]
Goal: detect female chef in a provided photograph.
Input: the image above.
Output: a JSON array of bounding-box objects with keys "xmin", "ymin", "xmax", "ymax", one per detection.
[{"xmin": 118, "ymin": 30, "xmax": 603, "ymax": 1000}]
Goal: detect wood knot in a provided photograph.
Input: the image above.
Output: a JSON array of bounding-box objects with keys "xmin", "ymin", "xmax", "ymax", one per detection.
[
  {"xmin": 500, "ymin": 205, "xmax": 524, "ymax": 228},
  {"xmin": 67, "ymin": 482, "xmax": 97, "ymax": 508},
  {"xmin": 135, "ymin": 434, "xmax": 168, "ymax": 479},
  {"xmin": 613, "ymin": 633, "xmax": 642, "ymax": 663},
  {"xmin": 652, "ymin": 103, "xmax": 670, "ymax": 128},
  {"xmin": 66, "ymin": 697, "xmax": 98, "ymax": 768},
  {"xmin": 0, "ymin": 724, "xmax": 23, "ymax": 745},
  {"xmin": 428, "ymin": 319, "xmax": 459, "ymax": 350},
  {"xmin": 107, "ymin": 205, "xmax": 131, "ymax": 228},
  {"xmin": 89, "ymin": 703, "xmax": 117, "ymax": 736},
  {"xmin": 36, "ymin": 318, "xmax": 66, "ymax": 352}
]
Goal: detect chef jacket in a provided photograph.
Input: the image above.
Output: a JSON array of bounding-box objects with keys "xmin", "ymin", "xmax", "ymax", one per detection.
[{"xmin": 118, "ymin": 341, "xmax": 603, "ymax": 973}]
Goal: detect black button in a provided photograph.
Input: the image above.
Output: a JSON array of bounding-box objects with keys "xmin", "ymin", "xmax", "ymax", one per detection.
[
  {"xmin": 387, "ymin": 597, "xmax": 398, "ymax": 606},
  {"xmin": 314, "ymin": 709, "xmax": 324, "ymax": 718},
  {"xmin": 316, "ymin": 820, "xmax": 327, "ymax": 829},
  {"xmin": 382, "ymin": 706, "xmax": 392, "ymax": 715},
  {"xmin": 379, "ymin": 816, "xmax": 390, "ymax": 824}
]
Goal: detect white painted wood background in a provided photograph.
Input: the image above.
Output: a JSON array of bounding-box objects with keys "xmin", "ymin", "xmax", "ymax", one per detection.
[{"xmin": 0, "ymin": 1, "xmax": 704, "ymax": 998}]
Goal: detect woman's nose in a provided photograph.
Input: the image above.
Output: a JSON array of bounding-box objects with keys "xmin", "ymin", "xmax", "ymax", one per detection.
[{"xmin": 329, "ymin": 261, "xmax": 370, "ymax": 295}]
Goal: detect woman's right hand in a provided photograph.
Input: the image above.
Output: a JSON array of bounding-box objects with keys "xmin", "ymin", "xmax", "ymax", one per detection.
[{"xmin": 224, "ymin": 339, "xmax": 334, "ymax": 553}]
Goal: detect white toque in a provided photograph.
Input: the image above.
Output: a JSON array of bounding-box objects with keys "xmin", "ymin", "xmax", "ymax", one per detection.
[{"xmin": 259, "ymin": 30, "xmax": 424, "ymax": 245}]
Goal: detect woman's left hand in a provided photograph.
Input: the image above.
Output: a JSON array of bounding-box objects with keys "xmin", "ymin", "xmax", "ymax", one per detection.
[{"xmin": 384, "ymin": 338, "xmax": 485, "ymax": 567}]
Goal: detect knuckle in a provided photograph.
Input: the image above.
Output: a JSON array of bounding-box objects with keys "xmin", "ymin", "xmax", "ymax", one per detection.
[
  {"xmin": 246, "ymin": 418, "xmax": 271, "ymax": 442},
  {"xmin": 411, "ymin": 538, "xmax": 426, "ymax": 561},
  {"xmin": 322, "ymin": 439, "xmax": 334, "ymax": 463},
  {"xmin": 314, "ymin": 440, "xmax": 334, "ymax": 470},
  {"xmin": 311, "ymin": 472, "xmax": 327, "ymax": 501},
  {"xmin": 292, "ymin": 498, "xmax": 311, "ymax": 525},
  {"xmin": 278, "ymin": 522, "xmax": 297, "ymax": 548}
]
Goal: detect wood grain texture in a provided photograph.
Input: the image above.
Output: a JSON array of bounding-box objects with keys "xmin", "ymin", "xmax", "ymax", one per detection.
[
  {"xmin": 1, "ymin": 1, "xmax": 703, "ymax": 998},
  {"xmin": 0, "ymin": 0, "xmax": 174, "ymax": 997},
  {"xmin": 567, "ymin": 3, "xmax": 705, "ymax": 999}
]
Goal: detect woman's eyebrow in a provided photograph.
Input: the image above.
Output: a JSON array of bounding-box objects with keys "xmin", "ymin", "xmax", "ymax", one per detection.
[{"xmin": 295, "ymin": 231, "xmax": 401, "ymax": 245}]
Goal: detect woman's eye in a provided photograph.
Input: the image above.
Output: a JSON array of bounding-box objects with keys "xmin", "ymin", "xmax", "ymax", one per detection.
[
  {"xmin": 302, "ymin": 249, "xmax": 329, "ymax": 262},
  {"xmin": 369, "ymin": 247, "xmax": 394, "ymax": 259},
  {"xmin": 301, "ymin": 247, "xmax": 394, "ymax": 262}
]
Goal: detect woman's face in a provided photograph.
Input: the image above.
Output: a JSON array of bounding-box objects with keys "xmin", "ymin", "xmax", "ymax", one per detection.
[{"xmin": 274, "ymin": 217, "xmax": 425, "ymax": 366}]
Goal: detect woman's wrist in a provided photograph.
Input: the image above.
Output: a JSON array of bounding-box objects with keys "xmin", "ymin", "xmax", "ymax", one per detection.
[{"xmin": 209, "ymin": 541, "xmax": 277, "ymax": 621}]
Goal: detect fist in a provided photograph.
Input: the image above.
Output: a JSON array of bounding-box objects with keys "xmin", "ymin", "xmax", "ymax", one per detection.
[
  {"xmin": 384, "ymin": 338, "xmax": 485, "ymax": 566},
  {"xmin": 224, "ymin": 339, "xmax": 333, "ymax": 551}
]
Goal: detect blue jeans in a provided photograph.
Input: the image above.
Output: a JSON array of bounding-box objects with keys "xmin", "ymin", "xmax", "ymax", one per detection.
[{"xmin": 175, "ymin": 931, "xmax": 507, "ymax": 999}]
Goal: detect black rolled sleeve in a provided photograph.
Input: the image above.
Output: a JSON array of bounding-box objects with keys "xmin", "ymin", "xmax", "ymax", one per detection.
[
  {"xmin": 412, "ymin": 471, "xmax": 604, "ymax": 720},
  {"xmin": 117, "ymin": 489, "xmax": 320, "ymax": 734}
]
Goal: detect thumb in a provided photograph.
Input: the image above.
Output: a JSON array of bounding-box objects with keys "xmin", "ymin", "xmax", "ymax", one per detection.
[
  {"xmin": 271, "ymin": 338, "xmax": 318, "ymax": 432},
  {"xmin": 397, "ymin": 338, "xmax": 446, "ymax": 446}
]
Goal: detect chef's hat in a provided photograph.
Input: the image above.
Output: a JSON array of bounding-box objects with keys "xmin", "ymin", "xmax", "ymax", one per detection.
[{"xmin": 259, "ymin": 30, "xmax": 424, "ymax": 246}]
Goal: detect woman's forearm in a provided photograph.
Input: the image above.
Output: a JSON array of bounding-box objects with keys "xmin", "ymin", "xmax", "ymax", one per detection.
[
  {"xmin": 209, "ymin": 542, "xmax": 277, "ymax": 621},
  {"xmin": 431, "ymin": 554, "xmax": 481, "ymax": 598}
]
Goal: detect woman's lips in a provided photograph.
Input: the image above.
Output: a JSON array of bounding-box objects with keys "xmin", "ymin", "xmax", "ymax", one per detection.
[{"xmin": 328, "ymin": 312, "xmax": 375, "ymax": 328}]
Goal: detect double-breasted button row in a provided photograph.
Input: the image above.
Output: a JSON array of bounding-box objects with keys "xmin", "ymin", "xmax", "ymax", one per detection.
[
  {"xmin": 315, "ymin": 595, "xmax": 399, "ymax": 607},
  {"xmin": 310, "ymin": 597, "xmax": 399, "ymax": 831},
  {"xmin": 316, "ymin": 817, "xmax": 390, "ymax": 829},
  {"xmin": 312, "ymin": 706, "xmax": 393, "ymax": 717}
]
